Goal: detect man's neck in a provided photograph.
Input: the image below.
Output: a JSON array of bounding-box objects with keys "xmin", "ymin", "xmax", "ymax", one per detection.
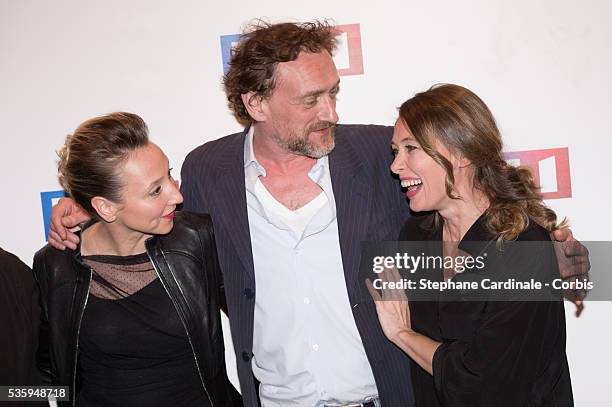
[{"xmin": 252, "ymin": 124, "xmax": 317, "ymax": 176}]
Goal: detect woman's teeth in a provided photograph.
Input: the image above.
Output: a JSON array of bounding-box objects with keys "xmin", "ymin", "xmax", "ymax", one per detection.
[{"xmin": 401, "ymin": 179, "xmax": 423, "ymax": 189}]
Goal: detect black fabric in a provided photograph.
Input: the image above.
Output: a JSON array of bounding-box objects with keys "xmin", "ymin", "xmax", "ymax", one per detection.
[
  {"xmin": 180, "ymin": 124, "xmax": 415, "ymax": 406},
  {"xmin": 33, "ymin": 212, "xmax": 242, "ymax": 407},
  {"xmin": 0, "ymin": 248, "xmax": 40, "ymax": 385},
  {"xmin": 77, "ymin": 253, "xmax": 206, "ymax": 407},
  {"xmin": 401, "ymin": 214, "xmax": 573, "ymax": 407},
  {"xmin": 0, "ymin": 248, "xmax": 46, "ymax": 407}
]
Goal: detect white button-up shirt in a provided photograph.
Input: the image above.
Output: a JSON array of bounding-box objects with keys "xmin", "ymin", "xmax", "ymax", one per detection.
[{"xmin": 244, "ymin": 127, "xmax": 378, "ymax": 406}]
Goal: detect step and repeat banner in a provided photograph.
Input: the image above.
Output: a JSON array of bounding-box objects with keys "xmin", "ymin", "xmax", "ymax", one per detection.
[{"xmin": 1, "ymin": 0, "xmax": 610, "ymax": 404}]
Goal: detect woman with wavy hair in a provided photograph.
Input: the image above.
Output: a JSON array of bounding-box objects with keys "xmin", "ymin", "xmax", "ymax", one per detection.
[{"xmin": 369, "ymin": 84, "xmax": 573, "ymax": 406}]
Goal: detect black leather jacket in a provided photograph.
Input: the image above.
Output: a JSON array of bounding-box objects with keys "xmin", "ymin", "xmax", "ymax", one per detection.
[{"xmin": 33, "ymin": 211, "xmax": 242, "ymax": 406}]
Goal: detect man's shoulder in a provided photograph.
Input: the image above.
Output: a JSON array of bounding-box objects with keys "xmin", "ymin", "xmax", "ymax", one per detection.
[
  {"xmin": 335, "ymin": 123, "xmax": 393, "ymax": 157},
  {"xmin": 183, "ymin": 130, "xmax": 245, "ymax": 168},
  {"xmin": 337, "ymin": 123, "xmax": 392, "ymax": 141},
  {"xmin": 331, "ymin": 123, "xmax": 394, "ymax": 175}
]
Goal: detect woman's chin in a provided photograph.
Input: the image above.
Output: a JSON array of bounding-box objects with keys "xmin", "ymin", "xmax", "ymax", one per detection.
[
  {"xmin": 151, "ymin": 221, "xmax": 175, "ymax": 236},
  {"xmin": 409, "ymin": 200, "xmax": 432, "ymax": 213}
]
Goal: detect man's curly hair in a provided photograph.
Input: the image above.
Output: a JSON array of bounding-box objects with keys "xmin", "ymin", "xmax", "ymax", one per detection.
[{"xmin": 223, "ymin": 20, "xmax": 338, "ymax": 126}]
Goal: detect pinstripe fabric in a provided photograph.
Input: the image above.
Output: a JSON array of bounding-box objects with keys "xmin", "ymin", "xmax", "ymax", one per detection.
[{"xmin": 181, "ymin": 124, "xmax": 415, "ymax": 407}]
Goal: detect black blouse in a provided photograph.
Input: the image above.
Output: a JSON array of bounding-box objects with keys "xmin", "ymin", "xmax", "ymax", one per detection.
[
  {"xmin": 76, "ymin": 253, "xmax": 209, "ymax": 407},
  {"xmin": 400, "ymin": 214, "xmax": 573, "ymax": 407}
]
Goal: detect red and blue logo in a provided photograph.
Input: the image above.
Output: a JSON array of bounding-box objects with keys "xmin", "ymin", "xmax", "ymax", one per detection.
[
  {"xmin": 220, "ymin": 23, "xmax": 364, "ymax": 76},
  {"xmin": 40, "ymin": 190, "xmax": 67, "ymax": 240},
  {"xmin": 504, "ymin": 147, "xmax": 572, "ymax": 200}
]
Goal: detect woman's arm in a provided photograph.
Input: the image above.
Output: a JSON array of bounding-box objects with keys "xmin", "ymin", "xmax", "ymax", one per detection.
[
  {"xmin": 387, "ymin": 327, "xmax": 440, "ymax": 375},
  {"xmin": 366, "ymin": 269, "xmax": 441, "ymax": 374}
]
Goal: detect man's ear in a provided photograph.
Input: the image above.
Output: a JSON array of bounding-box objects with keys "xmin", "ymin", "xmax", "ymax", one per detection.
[
  {"xmin": 90, "ymin": 196, "xmax": 119, "ymax": 223},
  {"xmin": 241, "ymin": 92, "xmax": 266, "ymax": 122}
]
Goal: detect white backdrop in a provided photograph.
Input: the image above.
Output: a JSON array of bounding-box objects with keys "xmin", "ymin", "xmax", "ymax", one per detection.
[{"xmin": 1, "ymin": 0, "xmax": 610, "ymax": 404}]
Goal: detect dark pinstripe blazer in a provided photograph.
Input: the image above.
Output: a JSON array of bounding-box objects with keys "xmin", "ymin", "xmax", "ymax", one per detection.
[{"xmin": 181, "ymin": 124, "xmax": 415, "ymax": 406}]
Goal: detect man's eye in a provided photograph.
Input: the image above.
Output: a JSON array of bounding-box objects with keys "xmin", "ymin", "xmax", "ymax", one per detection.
[
  {"xmin": 391, "ymin": 148, "xmax": 398, "ymax": 156},
  {"xmin": 150, "ymin": 186, "xmax": 162, "ymax": 197}
]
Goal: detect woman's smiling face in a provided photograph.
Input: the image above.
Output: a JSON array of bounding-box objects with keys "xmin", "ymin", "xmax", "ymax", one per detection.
[{"xmin": 390, "ymin": 118, "xmax": 453, "ymax": 213}]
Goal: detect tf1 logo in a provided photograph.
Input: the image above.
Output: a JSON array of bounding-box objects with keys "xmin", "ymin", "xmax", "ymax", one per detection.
[
  {"xmin": 504, "ymin": 147, "xmax": 572, "ymax": 200},
  {"xmin": 219, "ymin": 23, "xmax": 364, "ymax": 76}
]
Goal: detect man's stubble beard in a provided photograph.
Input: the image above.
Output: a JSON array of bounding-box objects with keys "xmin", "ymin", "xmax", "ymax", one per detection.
[{"xmin": 281, "ymin": 122, "xmax": 337, "ymax": 159}]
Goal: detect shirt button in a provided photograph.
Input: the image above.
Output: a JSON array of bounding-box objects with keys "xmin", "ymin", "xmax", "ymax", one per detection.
[
  {"xmin": 243, "ymin": 288, "xmax": 255, "ymax": 298},
  {"xmin": 312, "ymin": 344, "xmax": 319, "ymax": 351},
  {"xmin": 242, "ymin": 351, "xmax": 251, "ymax": 362},
  {"xmin": 303, "ymin": 297, "xmax": 310, "ymax": 305}
]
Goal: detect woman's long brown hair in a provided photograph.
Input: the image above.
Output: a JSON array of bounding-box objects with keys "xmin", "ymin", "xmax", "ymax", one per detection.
[{"xmin": 399, "ymin": 84, "xmax": 566, "ymax": 241}]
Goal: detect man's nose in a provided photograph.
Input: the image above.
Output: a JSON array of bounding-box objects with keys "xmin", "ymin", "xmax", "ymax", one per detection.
[{"xmin": 319, "ymin": 95, "xmax": 339, "ymax": 124}]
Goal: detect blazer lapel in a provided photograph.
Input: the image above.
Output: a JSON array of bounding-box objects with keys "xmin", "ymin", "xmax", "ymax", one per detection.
[
  {"xmin": 329, "ymin": 129, "xmax": 373, "ymax": 300},
  {"xmin": 208, "ymin": 128, "xmax": 255, "ymax": 281}
]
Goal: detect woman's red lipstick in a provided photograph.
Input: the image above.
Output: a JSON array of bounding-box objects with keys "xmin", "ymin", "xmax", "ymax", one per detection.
[{"xmin": 162, "ymin": 210, "xmax": 176, "ymax": 220}]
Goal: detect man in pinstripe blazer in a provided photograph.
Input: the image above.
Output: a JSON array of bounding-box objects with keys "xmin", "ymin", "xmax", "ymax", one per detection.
[{"xmin": 179, "ymin": 21, "xmax": 415, "ymax": 407}]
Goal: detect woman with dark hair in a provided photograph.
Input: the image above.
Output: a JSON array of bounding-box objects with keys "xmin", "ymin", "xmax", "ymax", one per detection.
[
  {"xmin": 34, "ymin": 112, "xmax": 241, "ymax": 407},
  {"xmin": 369, "ymin": 84, "xmax": 573, "ymax": 406}
]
